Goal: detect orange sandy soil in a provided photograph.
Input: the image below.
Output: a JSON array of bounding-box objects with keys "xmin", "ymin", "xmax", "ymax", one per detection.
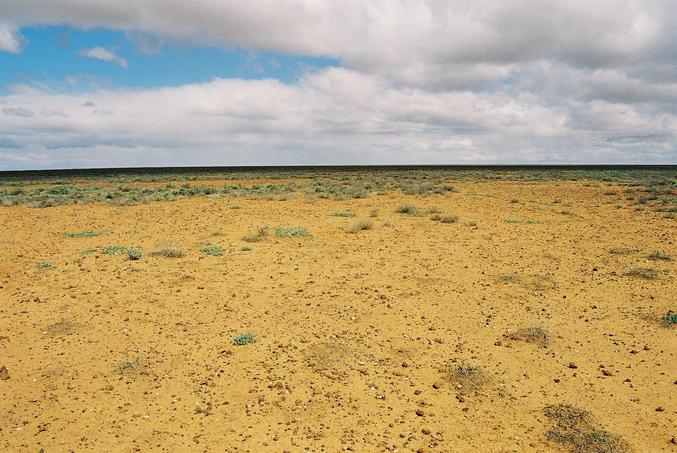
[{"xmin": 0, "ymin": 179, "xmax": 674, "ymax": 452}]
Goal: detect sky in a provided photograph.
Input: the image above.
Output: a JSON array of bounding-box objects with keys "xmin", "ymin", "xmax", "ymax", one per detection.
[{"xmin": 0, "ymin": 1, "xmax": 676, "ymax": 170}]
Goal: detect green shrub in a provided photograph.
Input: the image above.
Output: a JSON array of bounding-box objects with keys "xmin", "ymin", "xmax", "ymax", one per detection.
[
  {"xmin": 663, "ymin": 311, "xmax": 677, "ymax": 325},
  {"xmin": 332, "ymin": 211, "xmax": 355, "ymax": 217},
  {"xmin": 37, "ymin": 261, "xmax": 54, "ymax": 269},
  {"xmin": 126, "ymin": 247, "xmax": 143, "ymax": 260},
  {"xmin": 102, "ymin": 245, "xmax": 127, "ymax": 255},
  {"xmin": 202, "ymin": 245, "xmax": 223, "ymax": 256},
  {"xmin": 233, "ymin": 332, "xmax": 255, "ymax": 346},
  {"xmin": 275, "ymin": 227, "xmax": 310, "ymax": 238},
  {"xmin": 648, "ymin": 250, "xmax": 671, "ymax": 261}
]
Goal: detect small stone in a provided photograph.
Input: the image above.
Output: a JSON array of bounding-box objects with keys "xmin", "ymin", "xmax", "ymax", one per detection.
[
  {"xmin": 655, "ymin": 406, "xmax": 665, "ymax": 412},
  {"xmin": 568, "ymin": 362, "xmax": 578, "ymax": 369},
  {"xmin": 432, "ymin": 382, "xmax": 440, "ymax": 389},
  {"xmin": 402, "ymin": 362, "xmax": 409, "ymax": 368},
  {"xmin": 421, "ymin": 428, "xmax": 431, "ymax": 435},
  {"xmin": 415, "ymin": 409, "xmax": 425, "ymax": 417},
  {"xmin": 0, "ymin": 366, "xmax": 9, "ymax": 380},
  {"xmin": 414, "ymin": 389, "xmax": 422, "ymax": 395},
  {"xmin": 601, "ymin": 369, "xmax": 612, "ymax": 376}
]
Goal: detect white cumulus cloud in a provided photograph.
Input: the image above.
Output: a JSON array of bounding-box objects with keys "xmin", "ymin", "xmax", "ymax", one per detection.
[
  {"xmin": 78, "ymin": 46, "xmax": 128, "ymax": 68},
  {"xmin": 0, "ymin": 22, "xmax": 23, "ymax": 53}
]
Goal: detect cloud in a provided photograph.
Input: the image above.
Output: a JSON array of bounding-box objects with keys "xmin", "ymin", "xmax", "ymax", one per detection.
[
  {"xmin": 0, "ymin": 1, "xmax": 675, "ymax": 167},
  {"xmin": 0, "ymin": 67, "xmax": 674, "ymax": 169},
  {"xmin": 0, "ymin": 22, "xmax": 23, "ymax": 53},
  {"xmin": 78, "ymin": 46, "xmax": 128, "ymax": 68}
]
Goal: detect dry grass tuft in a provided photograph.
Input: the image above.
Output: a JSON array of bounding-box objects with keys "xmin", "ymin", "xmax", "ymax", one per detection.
[
  {"xmin": 624, "ymin": 266, "xmax": 658, "ymax": 279},
  {"xmin": 346, "ymin": 219, "xmax": 373, "ymax": 233},
  {"xmin": 448, "ymin": 362, "xmax": 488, "ymax": 391},
  {"xmin": 150, "ymin": 243, "xmax": 185, "ymax": 258},
  {"xmin": 504, "ymin": 326, "xmax": 550, "ymax": 347},
  {"xmin": 243, "ymin": 226, "xmax": 269, "ymax": 242},
  {"xmin": 544, "ymin": 404, "xmax": 628, "ymax": 453}
]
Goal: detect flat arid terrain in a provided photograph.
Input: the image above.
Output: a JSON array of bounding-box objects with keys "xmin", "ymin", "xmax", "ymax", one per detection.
[{"xmin": 0, "ymin": 168, "xmax": 675, "ymax": 452}]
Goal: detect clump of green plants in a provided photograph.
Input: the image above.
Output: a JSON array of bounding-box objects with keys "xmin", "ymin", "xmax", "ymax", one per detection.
[
  {"xmin": 625, "ymin": 266, "xmax": 659, "ymax": 279},
  {"xmin": 544, "ymin": 404, "xmax": 628, "ymax": 453},
  {"xmin": 662, "ymin": 311, "xmax": 676, "ymax": 326},
  {"xmin": 346, "ymin": 219, "xmax": 373, "ymax": 233},
  {"xmin": 240, "ymin": 246, "xmax": 251, "ymax": 252},
  {"xmin": 126, "ymin": 247, "xmax": 143, "ymax": 260},
  {"xmin": 504, "ymin": 326, "xmax": 550, "ymax": 347},
  {"xmin": 201, "ymin": 245, "xmax": 223, "ymax": 256},
  {"xmin": 37, "ymin": 261, "xmax": 54, "ymax": 269},
  {"xmin": 648, "ymin": 250, "xmax": 672, "ymax": 261},
  {"xmin": 65, "ymin": 230, "xmax": 97, "ymax": 238},
  {"xmin": 233, "ymin": 332, "xmax": 255, "ymax": 346},
  {"xmin": 243, "ymin": 226, "xmax": 269, "ymax": 242},
  {"xmin": 275, "ymin": 227, "xmax": 311, "ymax": 238},
  {"xmin": 395, "ymin": 204, "xmax": 421, "ymax": 216},
  {"xmin": 510, "ymin": 198, "xmax": 519, "ymax": 203},
  {"xmin": 448, "ymin": 362, "xmax": 488, "ymax": 391},
  {"xmin": 608, "ymin": 247, "xmax": 637, "ymax": 255},
  {"xmin": 80, "ymin": 247, "xmax": 97, "ymax": 256},
  {"xmin": 149, "ymin": 244, "xmax": 185, "ymax": 258},
  {"xmin": 102, "ymin": 245, "xmax": 128, "ymax": 256},
  {"xmin": 332, "ymin": 211, "xmax": 355, "ymax": 217}
]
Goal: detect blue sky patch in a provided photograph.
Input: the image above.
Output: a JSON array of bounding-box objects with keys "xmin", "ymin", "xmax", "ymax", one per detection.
[{"xmin": 0, "ymin": 25, "xmax": 340, "ymax": 92}]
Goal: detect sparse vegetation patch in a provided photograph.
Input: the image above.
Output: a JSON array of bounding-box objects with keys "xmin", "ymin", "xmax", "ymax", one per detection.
[
  {"xmin": 243, "ymin": 226, "xmax": 269, "ymax": 242},
  {"xmin": 624, "ymin": 266, "xmax": 658, "ymax": 279},
  {"xmin": 504, "ymin": 326, "xmax": 550, "ymax": 347},
  {"xmin": 448, "ymin": 362, "xmax": 488, "ymax": 391},
  {"xmin": 150, "ymin": 244, "xmax": 186, "ymax": 258},
  {"xmin": 65, "ymin": 231, "xmax": 97, "ymax": 238},
  {"xmin": 275, "ymin": 227, "xmax": 310, "ymax": 238},
  {"xmin": 201, "ymin": 245, "xmax": 223, "ymax": 256},
  {"xmin": 648, "ymin": 250, "xmax": 671, "ymax": 261},
  {"xmin": 233, "ymin": 332, "xmax": 255, "ymax": 346},
  {"xmin": 346, "ymin": 219, "xmax": 373, "ymax": 233},
  {"xmin": 544, "ymin": 404, "xmax": 628, "ymax": 453}
]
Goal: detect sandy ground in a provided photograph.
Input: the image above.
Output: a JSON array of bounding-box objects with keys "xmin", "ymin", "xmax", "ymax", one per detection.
[{"xmin": 0, "ymin": 179, "xmax": 675, "ymax": 452}]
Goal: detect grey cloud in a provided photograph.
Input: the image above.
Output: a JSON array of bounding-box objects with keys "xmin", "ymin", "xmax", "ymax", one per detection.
[{"xmin": 2, "ymin": 106, "xmax": 35, "ymax": 117}]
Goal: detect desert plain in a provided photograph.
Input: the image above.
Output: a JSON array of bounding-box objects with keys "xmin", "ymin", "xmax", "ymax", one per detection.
[{"xmin": 0, "ymin": 168, "xmax": 675, "ymax": 452}]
